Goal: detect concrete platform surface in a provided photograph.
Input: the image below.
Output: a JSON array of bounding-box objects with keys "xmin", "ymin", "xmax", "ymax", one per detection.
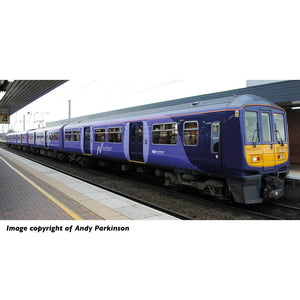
[
  {"xmin": 287, "ymin": 165, "xmax": 300, "ymax": 180},
  {"xmin": 0, "ymin": 148, "xmax": 178, "ymax": 220}
]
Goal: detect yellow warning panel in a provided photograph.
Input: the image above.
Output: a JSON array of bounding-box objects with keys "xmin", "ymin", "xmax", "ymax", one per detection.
[{"xmin": 0, "ymin": 115, "xmax": 10, "ymax": 124}]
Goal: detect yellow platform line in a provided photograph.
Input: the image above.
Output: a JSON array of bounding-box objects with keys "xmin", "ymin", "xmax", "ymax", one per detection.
[{"xmin": 0, "ymin": 156, "xmax": 83, "ymax": 220}]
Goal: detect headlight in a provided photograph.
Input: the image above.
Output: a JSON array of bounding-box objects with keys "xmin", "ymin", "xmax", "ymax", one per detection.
[{"xmin": 251, "ymin": 156, "xmax": 261, "ymax": 162}]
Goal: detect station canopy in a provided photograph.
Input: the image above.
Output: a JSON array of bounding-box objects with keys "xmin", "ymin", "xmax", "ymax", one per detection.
[{"xmin": 0, "ymin": 80, "xmax": 68, "ymax": 115}]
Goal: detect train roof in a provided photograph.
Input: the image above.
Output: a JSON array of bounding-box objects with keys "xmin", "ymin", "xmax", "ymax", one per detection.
[
  {"xmin": 8, "ymin": 94, "xmax": 282, "ymax": 134},
  {"xmin": 64, "ymin": 94, "xmax": 281, "ymax": 128}
]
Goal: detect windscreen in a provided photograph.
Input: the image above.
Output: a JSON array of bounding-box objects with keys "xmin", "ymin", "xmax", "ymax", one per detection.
[
  {"xmin": 274, "ymin": 113, "xmax": 286, "ymax": 142},
  {"xmin": 245, "ymin": 111, "xmax": 259, "ymax": 143}
]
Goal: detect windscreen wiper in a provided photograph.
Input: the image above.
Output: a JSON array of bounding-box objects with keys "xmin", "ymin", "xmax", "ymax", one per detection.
[
  {"xmin": 251, "ymin": 128, "xmax": 259, "ymax": 148},
  {"xmin": 275, "ymin": 129, "xmax": 284, "ymax": 146}
]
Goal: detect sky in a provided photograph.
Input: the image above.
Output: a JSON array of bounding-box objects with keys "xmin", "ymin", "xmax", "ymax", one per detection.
[
  {"xmin": 5, "ymin": 78, "xmax": 248, "ymax": 132},
  {"xmin": 1, "ymin": 0, "xmax": 300, "ymax": 132}
]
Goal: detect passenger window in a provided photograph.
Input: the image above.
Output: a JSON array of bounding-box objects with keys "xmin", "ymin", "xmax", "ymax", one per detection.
[
  {"xmin": 94, "ymin": 128, "xmax": 106, "ymax": 142},
  {"xmin": 29, "ymin": 134, "xmax": 34, "ymax": 143},
  {"xmin": 54, "ymin": 132, "xmax": 59, "ymax": 141},
  {"xmin": 152, "ymin": 123, "xmax": 178, "ymax": 145},
  {"xmin": 65, "ymin": 131, "xmax": 72, "ymax": 141},
  {"xmin": 274, "ymin": 113, "xmax": 286, "ymax": 142},
  {"xmin": 131, "ymin": 126, "xmax": 136, "ymax": 143},
  {"xmin": 138, "ymin": 126, "xmax": 143, "ymax": 144},
  {"xmin": 37, "ymin": 133, "xmax": 44, "ymax": 143},
  {"xmin": 184, "ymin": 121, "xmax": 198, "ymax": 146},
  {"xmin": 211, "ymin": 122, "xmax": 220, "ymax": 153},
  {"xmin": 73, "ymin": 130, "xmax": 80, "ymax": 142},
  {"xmin": 261, "ymin": 112, "xmax": 271, "ymax": 142},
  {"xmin": 49, "ymin": 132, "xmax": 54, "ymax": 141},
  {"xmin": 108, "ymin": 127, "xmax": 122, "ymax": 143},
  {"xmin": 245, "ymin": 111, "xmax": 259, "ymax": 143}
]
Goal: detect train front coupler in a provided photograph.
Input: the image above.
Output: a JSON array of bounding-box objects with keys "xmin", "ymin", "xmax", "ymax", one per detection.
[{"xmin": 262, "ymin": 174, "xmax": 286, "ymax": 201}]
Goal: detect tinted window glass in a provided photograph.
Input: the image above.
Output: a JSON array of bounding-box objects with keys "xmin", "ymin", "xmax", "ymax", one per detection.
[
  {"xmin": 184, "ymin": 121, "xmax": 198, "ymax": 146},
  {"xmin": 131, "ymin": 126, "xmax": 136, "ymax": 143},
  {"xmin": 108, "ymin": 127, "xmax": 122, "ymax": 143},
  {"xmin": 54, "ymin": 132, "xmax": 59, "ymax": 141},
  {"xmin": 245, "ymin": 111, "xmax": 259, "ymax": 143},
  {"xmin": 211, "ymin": 122, "xmax": 220, "ymax": 153},
  {"xmin": 274, "ymin": 113, "xmax": 286, "ymax": 142},
  {"xmin": 152, "ymin": 123, "xmax": 178, "ymax": 145},
  {"xmin": 138, "ymin": 126, "xmax": 143, "ymax": 144},
  {"xmin": 94, "ymin": 128, "xmax": 106, "ymax": 142},
  {"xmin": 65, "ymin": 131, "xmax": 72, "ymax": 141},
  {"xmin": 261, "ymin": 112, "xmax": 271, "ymax": 142},
  {"xmin": 73, "ymin": 130, "xmax": 80, "ymax": 142}
]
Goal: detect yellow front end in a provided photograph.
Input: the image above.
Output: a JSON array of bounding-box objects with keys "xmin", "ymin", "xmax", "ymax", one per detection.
[{"xmin": 245, "ymin": 143, "xmax": 289, "ymax": 168}]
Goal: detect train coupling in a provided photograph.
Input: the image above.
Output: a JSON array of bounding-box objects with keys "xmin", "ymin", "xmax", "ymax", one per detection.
[
  {"xmin": 264, "ymin": 188, "xmax": 283, "ymax": 200},
  {"xmin": 263, "ymin": 175, "xmax": 285, "ymax": 201}
]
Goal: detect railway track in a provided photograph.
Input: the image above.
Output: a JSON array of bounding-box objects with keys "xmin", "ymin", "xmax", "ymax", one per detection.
[
  {"xmin": 1, "ymin": 144, "xmax": 297, "ymax": 220},
  {"xmin": 260, "ymin": 202, "xmax": 300, "ymax": 220}
]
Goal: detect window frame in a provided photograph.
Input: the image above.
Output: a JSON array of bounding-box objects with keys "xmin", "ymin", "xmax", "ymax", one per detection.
[
  {"xmin": 94, "ymin": 128, "xmax": 106, "ymax": 143},
  {"xmin": 65, "ymin": 130, "xmax": 72, "ymax": 142},
  {"xmin": 152, "ymin": 122, "xmax": 178, "ymax": 145},
  {"xmin": 261, "ymin": 112, "xmax": 272, "ymax": 143},
  {"xmin": 108, "ymin": 126, "xmax": 122, "ymax": 143},
  {"xmin": 183, "ymin": 121, "xmax": 199, "ymax": 146},
  {"xmin": 273, "ymin": 113, "xmax": 286, "ymax": 143},
  {"xmin": 22, "ymin": 134, "xmax": 27, "ymax": 143},
  {"xmin": 245, "ymin": 111, "xmax": 260, "ymax": 144},
  {"xmin": 138, "ymin": 125, "xmax": 143, "ymax": 144},
  {"xmin": 54, "ymin": 131, "xmax": 59, "ymax": 141},
  {"xmin": 37, "ymin": 133, "xmax": 45, "ymax": 144},
  {"xmin": 211, "ymin": 121, "xmax": 220, "ymax": 153},
  {"xmin": 28, "ymin": 133, "xmax": 34, "ymax": 144},
  {"xmin": 49, "ymin": 132, "xmax": 54, "ymax": 141},
  {"xmin": 72, "ymin": 130, "xmax": 81, "ymax": 142}
]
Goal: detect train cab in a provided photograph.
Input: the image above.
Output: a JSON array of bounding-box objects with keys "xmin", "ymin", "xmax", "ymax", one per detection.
[
  {"xmin": 226, "ymin": 98, "xmax": 289, "ymax": 204},
  {"xmin": 243, "ymin": 106, "xmax": 289, "ymax": 172}
]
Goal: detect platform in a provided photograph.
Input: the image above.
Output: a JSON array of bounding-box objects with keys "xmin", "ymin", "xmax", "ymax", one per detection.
[
  {"xmin": 287, "ymin": 165, "xmax": 300, "ymax": 181},
  {"xmin": 0, "ymin": 148, "xmax": 177, "ymax": 220}
]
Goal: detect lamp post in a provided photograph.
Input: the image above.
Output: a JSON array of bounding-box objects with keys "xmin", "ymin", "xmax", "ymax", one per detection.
[{"xmin": 68, "ymin": 99, "xmax": 71, "ymax": 119}]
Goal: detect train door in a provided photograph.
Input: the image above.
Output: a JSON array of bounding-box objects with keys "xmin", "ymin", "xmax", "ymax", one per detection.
[
  {"xmin": 260, "ymin": 109, "xmax": 275, "ymax": 171},
  {"xmin": 208, "ymin": 120, "xmax": 222, "ymax": 173},
  {"xmin": 84, "ymin": 127, "xmax": 91, "ymax": 154},
  {"xmin": 129, "ymin": 122, "xmax": 144, "ymax": 162}
]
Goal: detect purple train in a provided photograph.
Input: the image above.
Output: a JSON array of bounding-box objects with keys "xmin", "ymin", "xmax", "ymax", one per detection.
[{"xmin": 6, "ymin": 94, "xmax": 289, "ymax": 204}]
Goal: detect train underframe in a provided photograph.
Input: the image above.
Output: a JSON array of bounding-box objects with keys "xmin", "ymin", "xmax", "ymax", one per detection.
[
  {"xmin": 9, "ymin": 144, "xmax": 288, "ymax": 204},
  {"xmin": 135, "ymin": 167, "xmax": 288, "ymax": 204}
]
